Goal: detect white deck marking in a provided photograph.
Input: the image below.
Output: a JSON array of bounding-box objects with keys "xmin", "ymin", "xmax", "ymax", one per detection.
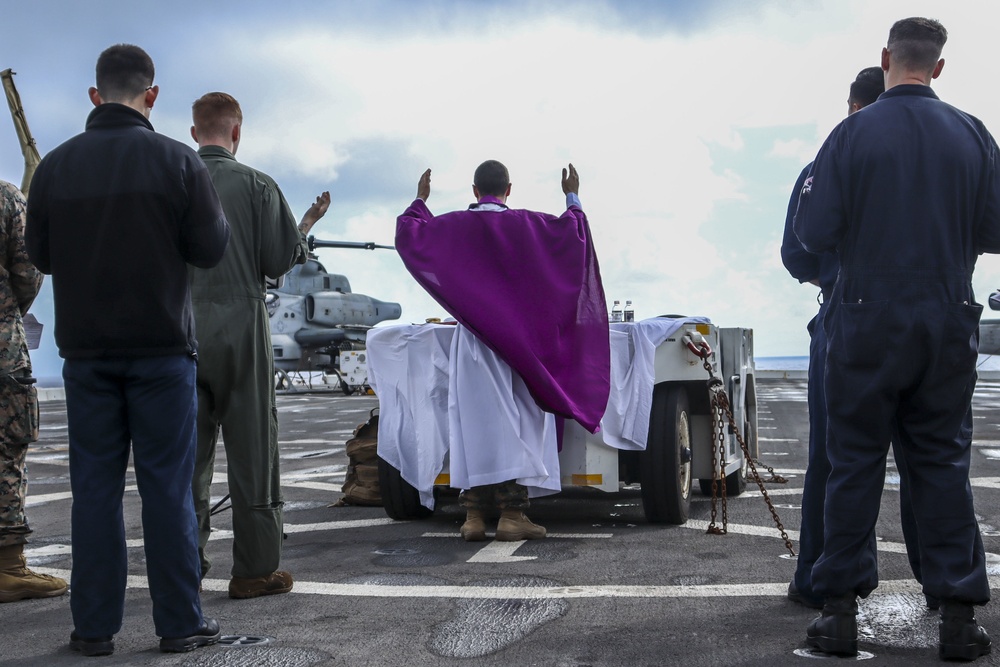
[
  {"xmin": 423, "ymin": 532, "xmax": 613, "ymax": 539},
  {"xmin": 26, "ymin": 485, "xmax": 141, "ymax": 507},
  {"xmin": 25, "ymin": 491, "xmax": 75, "ymax": 507},
  {"xmin": 284, "ymin": 480, "xmax": 344, "ymax": 492},
  {"xmin": 283, "ymin": 471, "xmax": 346, "ymax": 481},
  {"xmin": 423, "ymin": 531, "xmax": 613, "ymax": 563},
  {"xmin": 109, "ymin": 520, "xmax": 398, "ymax": 550},
  {"xmin": 28, "ymin": 566, "xmax": 1000, "ymax": 600},
  {"xmin": 466, "ymin": 541, "xmax": 537, "ymax": 563},
  {"xmin": 281, "ymin": 438, "xmax": 340, "ymax": 444},
  {"xmin": 284, "ymin": 518, "xmax": 397, "ymax": 533}
]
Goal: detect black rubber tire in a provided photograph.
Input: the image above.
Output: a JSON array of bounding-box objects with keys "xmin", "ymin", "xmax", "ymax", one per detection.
[
  {"xmin": 639, "ymin": 384, "xmax": 692, "ymax": 524},
  {"xmin": 377, "ymin": 456, "xmax": 432, "ymax": 520},
  {"xmin": 732, "ymin": 409, "xmax": 753, "ymax": 495},
  {"xmin": 699, "ymin": 466, "xmax": 746, "ymax": 497}
]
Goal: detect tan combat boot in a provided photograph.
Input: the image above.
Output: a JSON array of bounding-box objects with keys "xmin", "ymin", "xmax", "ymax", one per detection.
[
  {"xmin": 0, "ymin": 544, "xmax": 69, "ymax": 602},
  {"xmin": 229, "ymin": 570, "xmax": 294, "ymax": 599},
  {"xmin": 460, "ymin": 509, "xmax": 487, "ymax": 542},
  {"xmin": 495, "ymin": 510, "xmax": 546, "ymax": 541}
]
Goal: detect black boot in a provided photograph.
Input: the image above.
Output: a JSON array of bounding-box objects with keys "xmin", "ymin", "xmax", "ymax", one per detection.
[
  {"xmin": 805, "ymin": 593, "xmax": 858, "ymax": 656},
  {"xmin": 939, "ymin": 601, "xmax": 991, "ymax": 661}
]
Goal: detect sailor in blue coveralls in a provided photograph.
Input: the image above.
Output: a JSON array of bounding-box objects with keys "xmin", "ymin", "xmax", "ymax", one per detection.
[
  {"xmin": 795, "ymin": 18, "xmax": 1000, "ymax": 661},
  {"xmin": 781, "ymin": 67, "xmax": 924, "ymax": 611}
]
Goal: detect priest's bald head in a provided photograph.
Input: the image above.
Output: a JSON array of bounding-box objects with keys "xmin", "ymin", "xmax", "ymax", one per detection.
[{"xmin": 473, "ymin": 160, "xmax": 512, "ymax": 203}]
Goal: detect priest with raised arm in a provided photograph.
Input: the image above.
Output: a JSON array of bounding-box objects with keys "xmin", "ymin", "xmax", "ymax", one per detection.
[{"xmin": 395, "ymin": 161, "xmax": 610, "ymax": 542}]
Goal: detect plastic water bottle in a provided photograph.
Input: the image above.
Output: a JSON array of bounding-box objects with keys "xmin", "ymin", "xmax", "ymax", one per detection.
[
  {"xmin": 623, "ymin": 300, "xmax": 634, "ymax": 322},
  {"xmin": 610, "ymin": 300, "xmax": 622, "ymax": 322}
]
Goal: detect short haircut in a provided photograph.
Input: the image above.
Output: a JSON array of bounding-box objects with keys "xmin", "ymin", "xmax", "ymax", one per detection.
[
  {"xmin": 887, "ymin": 17, "xmax": 947, "ymax": 73},
  {"xmin": 95, "ymin": 44, "xmax": 154, "ymax": 102},
  {"xmin": 191, "ymin": 92, "xmax": 243, "ymax": 139},
  {"xmin": 849, "ymin": 66, "xmax": 885, "ymax": 107},
  {"xmin": 473, "ymin": 160, "xmax": 510, "ymax": 197}
]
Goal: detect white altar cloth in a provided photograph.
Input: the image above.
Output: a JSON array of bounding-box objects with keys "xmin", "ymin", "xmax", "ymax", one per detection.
[{"xmin": 367, "ymin": 316, "xmax": 710, "ymax": 509}]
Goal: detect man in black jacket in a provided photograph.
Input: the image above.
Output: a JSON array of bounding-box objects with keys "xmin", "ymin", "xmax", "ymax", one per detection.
[{"xmin": 25, "ymin": 44, "xmax": 230, "ymax": 656}]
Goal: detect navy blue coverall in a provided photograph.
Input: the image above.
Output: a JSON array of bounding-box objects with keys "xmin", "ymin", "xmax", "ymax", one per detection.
[
  {"xmin": 782, "ymin": 163, "xmax": 923, "ymax": 605},
  {"xmin": 795, "ymin": 84, "xmax": 1000, "ymax": 603}
]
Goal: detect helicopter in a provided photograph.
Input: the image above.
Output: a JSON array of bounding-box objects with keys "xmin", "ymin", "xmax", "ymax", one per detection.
[{"xmin": 268, "ymin": 236, "xmax": 401, "ymax": 394}]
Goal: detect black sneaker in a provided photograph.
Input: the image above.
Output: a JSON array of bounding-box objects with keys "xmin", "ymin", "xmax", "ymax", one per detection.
[
  {"xmin": 69, "ymin": 631, "xmax": 114, "ymax": 657},
  {"xmin": 159, "ymin": 618, "xmax": 221, "ymax": 653}
]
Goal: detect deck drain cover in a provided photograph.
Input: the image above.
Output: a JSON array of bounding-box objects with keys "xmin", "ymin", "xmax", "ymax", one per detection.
[
  {"xmin": 219, "ymin": 634, "xmax": 274, "ymax": 647},
  {"xmin": 793, "ymin": 648, "xmax": 874, "ymax": 660}
]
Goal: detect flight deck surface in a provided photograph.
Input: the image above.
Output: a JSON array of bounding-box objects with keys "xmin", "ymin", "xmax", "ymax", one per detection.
[{"xmin": 4, "ymin": 379, "xmax": 1000, "ymax": 666}]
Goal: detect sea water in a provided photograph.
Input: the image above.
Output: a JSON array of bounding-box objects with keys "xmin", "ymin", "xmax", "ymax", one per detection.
[{"xmin": 756, "ymin": 355, "xmax": 1000, "ymax": 372}]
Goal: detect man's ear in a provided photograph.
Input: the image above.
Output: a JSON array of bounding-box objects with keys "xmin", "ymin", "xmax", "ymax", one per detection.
[
  {"xmin": 232, "ymin": 123, "xmax": 241, "ymax": 144},
  {"xmin": 144, "ymin": 85, "xmax": 159, "ymax": 110},
  {"xmin": 881, "ymin": 47, "xmax": 890, "ymax": 72},
  {"xmin": 932, "ymin": 58, "xmax": 945, "ymax": 80},
  {"xmin": 190, "ymin": 126, "xmax": 198, "ymax": 143},
  {"xmin": 504, "ymin": 183, "xmax": 512, "ymax": 198},
  {"xmin": 473, "ymin": 185, "xmax": 481, "ymax": 200},
  {"xmin": 88, "ymin": 87, "xmax": 102, "ymax": 108}
]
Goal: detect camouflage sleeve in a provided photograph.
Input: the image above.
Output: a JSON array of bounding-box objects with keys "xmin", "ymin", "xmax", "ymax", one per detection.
[{"xmin": 1, "ymin": 182, "xmax": 42, "ymax": 315}]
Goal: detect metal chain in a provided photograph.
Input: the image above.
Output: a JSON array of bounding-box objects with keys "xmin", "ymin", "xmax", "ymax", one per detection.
[
  {"xmin": 706, "ymin": 398, "xmax": 728, "ymax": 535},
  {"xmin": 750, "ymin": 457, "xmax": 786, "ymax": 484},
  {"xmin": 698, "ymin": 353, "xmax": 796, "ymax": 556}
]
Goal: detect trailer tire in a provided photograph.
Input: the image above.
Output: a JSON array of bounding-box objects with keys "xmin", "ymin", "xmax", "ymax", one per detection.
[
  {"xmin": 639, "ymin": 384, "xmax": 692, "ymax": 524},
  {"xmin": 699, "ymin": 461, "xmax": 747, "ymax": 497},
  {"xmin": 733, "ymin": 409, "xmax": 753, "ymax": 495},
  {"xmin": 377, "ymin": 456, "xmax": 432, "ymax": 520}
]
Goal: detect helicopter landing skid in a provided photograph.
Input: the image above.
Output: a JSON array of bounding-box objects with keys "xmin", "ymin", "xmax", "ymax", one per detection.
[{"xmin": 274, "ymin": 368, "xmax": 369, "ymax": 396}]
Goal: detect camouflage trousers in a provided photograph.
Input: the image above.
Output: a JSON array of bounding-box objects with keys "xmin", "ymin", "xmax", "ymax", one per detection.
[
  {"xmin": 0, "ymin": 376, "xmax": 36, "ymax": 548},
  {"xmin": 459, "ymin": 480, "xmax": 530, "ymax": 512}
]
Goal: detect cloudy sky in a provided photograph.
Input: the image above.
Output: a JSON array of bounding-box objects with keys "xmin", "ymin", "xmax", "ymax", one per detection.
[{"xmin": 3, "ymin": 0, "xmax": 999, "ymax": 378}]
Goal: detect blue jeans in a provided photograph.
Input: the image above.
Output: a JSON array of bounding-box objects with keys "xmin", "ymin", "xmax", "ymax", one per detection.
[{"xmin": 64, "ymin": 355, "xmax": 205, "ymax": 639}]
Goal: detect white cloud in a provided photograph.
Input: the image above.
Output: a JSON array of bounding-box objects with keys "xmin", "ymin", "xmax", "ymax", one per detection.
[{"xmin": 768, "ymin": 138, "xmax": 817, "ymax": 163}]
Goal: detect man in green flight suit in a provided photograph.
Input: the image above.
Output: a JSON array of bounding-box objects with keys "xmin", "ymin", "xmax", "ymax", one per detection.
[{"xmin": 189, "ymin": 92, "xmax": 329, "ymax": 598}]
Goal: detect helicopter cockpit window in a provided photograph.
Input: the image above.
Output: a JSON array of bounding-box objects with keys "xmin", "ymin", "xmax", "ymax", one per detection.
[{"xmin": 265, "ymin": 293, "xmax": 279, "ymax": 317}]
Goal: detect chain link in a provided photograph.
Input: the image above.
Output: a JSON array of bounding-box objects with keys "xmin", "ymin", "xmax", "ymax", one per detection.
[
  {"xmin": 706, "ymin": 394, "xmax": 728, "ymax": 535},
  {"xmin": 697, "ymin": 353, "xmax": 796, "ymax": 556}
]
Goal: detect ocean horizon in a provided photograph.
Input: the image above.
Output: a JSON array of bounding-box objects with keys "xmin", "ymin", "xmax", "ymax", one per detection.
[{"xmin": 756, "ymin": 354, "xmax": 1000, "ymax": 372}]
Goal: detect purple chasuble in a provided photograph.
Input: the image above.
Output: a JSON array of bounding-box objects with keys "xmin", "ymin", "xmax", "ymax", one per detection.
[{"xmin": 396, "ymin": 196, "xmax": 611, "ymax": 433}]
